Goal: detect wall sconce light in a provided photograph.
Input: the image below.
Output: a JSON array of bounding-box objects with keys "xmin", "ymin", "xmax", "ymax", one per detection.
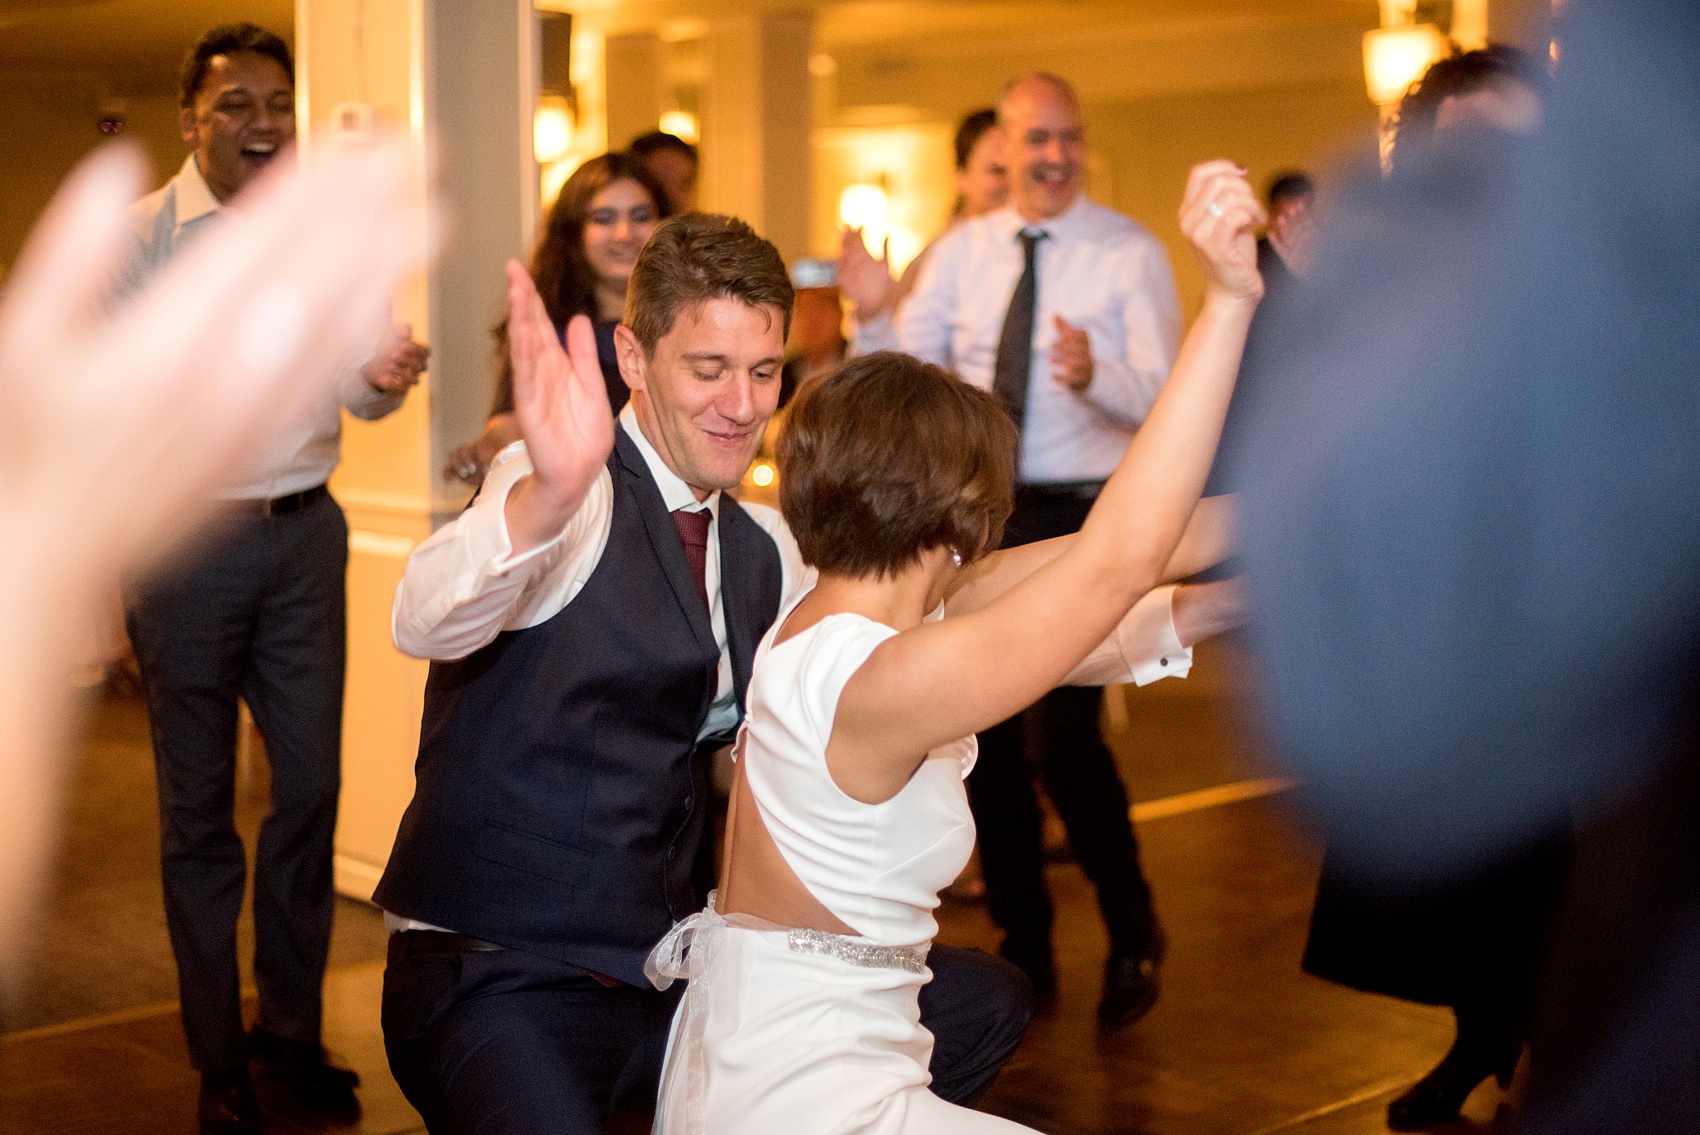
[
  {"xmin": 534, "ymin": 96, "xmax": 575, "ymax": 164},
  {"xmin": 658, "ymin": 109, "xmax": 699, "ymax": 143},
  {"xmin": 1363, "ymin": 23, "xmax": 1451, "ymax": 105},
  {"xmin": 838, "ymin": 181, "xmax": 889, "ymax": 234}
]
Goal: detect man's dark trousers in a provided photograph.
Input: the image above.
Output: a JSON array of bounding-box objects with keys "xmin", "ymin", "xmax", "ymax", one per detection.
[
  {"xmin": 128, "ymin": 491, "xmax": 347, "ymax": 1073},
  {"xmin": 381, "ymin": 937, "xmax": 1032, "ymax": 1134},
  {"xmin": 967, "ymin": 488, "xmax": 1159, "ymax": 975}
]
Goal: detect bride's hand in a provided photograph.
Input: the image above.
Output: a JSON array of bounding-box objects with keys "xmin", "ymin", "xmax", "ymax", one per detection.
[{"xmin": 1179, "ymin": 161, "xmax": 1265, "ymax": 306}]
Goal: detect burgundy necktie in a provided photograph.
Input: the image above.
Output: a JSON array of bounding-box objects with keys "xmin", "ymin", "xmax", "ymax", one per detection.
[{"xmin": 670, "ymin": 507, "xmax": 711, "ymax": 615}]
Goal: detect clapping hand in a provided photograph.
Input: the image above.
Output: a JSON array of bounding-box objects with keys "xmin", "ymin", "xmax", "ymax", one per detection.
[
  {"xmin": 836, "ymin": 227, "xmax": 895, "ymax": 320},
  {"xmin": 1179, "ymin": 160, "xmax": 1265, "ymax": 305},
  {"xmin": 502, "ymin": 261, "xmax": 614, "ymax": 551},
  {"xmin": 360, "ymin": 322, "xmax": 430, "ymax": 394},
  {"xmin": 1051, "ymin": 316, "xmax": 1093, "ymax": 391}
]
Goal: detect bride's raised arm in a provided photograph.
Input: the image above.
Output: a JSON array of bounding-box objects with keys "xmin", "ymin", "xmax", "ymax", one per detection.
[{"xmin": 832, "ymin": 160, "xmax": 1264, "ymax": 794}]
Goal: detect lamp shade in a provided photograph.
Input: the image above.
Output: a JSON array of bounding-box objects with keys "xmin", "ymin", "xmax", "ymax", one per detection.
[
  {"xmin": 534, "ymin": 97, "xmax": 574, "ymax": 164},
  {"xmin": 1363, "ymin": 24, "xmax": 1451, "ymax": 105},
  {"xmin": 658, "ymin": 110, "xmax": 699, "ymax": 144},
  {"xmin": 838, "ymin": 182, "xmax": 888, "ymax": 232}
]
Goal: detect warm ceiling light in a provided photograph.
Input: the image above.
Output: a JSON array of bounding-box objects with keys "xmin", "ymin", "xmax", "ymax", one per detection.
[
  {"xmin": 1363, "ymin": 24, "xmax": 1451, "ymax": 105},
  {"xmin": 751, "ymin": 463, "xmax": 775, "ymax": 488},
  {"xmin": 658, "ymin": 110, "xmax": 699, "ymax": 143},
  {"xmin": 534, "ymin": 97, "xmax": 574, "ymax": 163},
  {"xmin": 838, "ymin": 181, "xmax": 888, "ymax": 233}
]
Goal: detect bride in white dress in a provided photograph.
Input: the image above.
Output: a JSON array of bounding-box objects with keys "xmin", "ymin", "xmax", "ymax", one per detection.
[{"xmin": 644, "ymin": 160, "xmax": 1265, "ymax": 1135}]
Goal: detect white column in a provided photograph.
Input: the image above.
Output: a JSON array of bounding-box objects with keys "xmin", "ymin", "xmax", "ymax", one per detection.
[
  {"xmin": 699, "ymin": 12, "xmax": 813, "ymax": 263},
  {"xmin": 606, "ymin": 32, "xmax": 662, "ymax": 150},
  {"xmin": 296, "ymin": 0, "xmax": 537, "ymax": 900}
]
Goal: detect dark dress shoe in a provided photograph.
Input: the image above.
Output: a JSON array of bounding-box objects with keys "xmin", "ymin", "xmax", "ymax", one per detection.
[
  {"xmin": 1096, "ymin": 951, "xmax": 1161, "ymax": 1027},
  {"xmin": 249, "ymin": 1027, "xmax": 361, "ymax": 1121},
  {"xmin": 198, "ymin": 1067, "xmax": 262, "ymax": 1135},
  {"xmin": 1098, "ymin": 922, "xmax": 1167, "ymax": 1029},
  {"xmin": 1386, "ymin": 1038, "xmax": 1521, "ymax": 1130}
]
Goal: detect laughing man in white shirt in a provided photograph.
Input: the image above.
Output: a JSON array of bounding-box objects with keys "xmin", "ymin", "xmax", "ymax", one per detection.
[{"xmin": 888, "ymin": 72, "xmax": 1185, "ymax": 1027}]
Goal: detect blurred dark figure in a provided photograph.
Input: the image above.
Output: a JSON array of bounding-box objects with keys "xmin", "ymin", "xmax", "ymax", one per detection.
[
  {"xmin": 1237, "ymin": 2, "xmax": 1700, "ymax": 1131},
  {"xmin": 1294, "ymin": 46, "xmax": 1566, "ymax": 1133},
  {"xmin": 629, "ymin": 130, "xmax": 698, "ymax": 214}
]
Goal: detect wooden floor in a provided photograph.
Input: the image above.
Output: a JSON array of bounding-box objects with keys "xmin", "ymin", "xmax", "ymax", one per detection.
[{"xmin": 0, "ymin": 643, "xmax": 1520, "ymax": 1134}]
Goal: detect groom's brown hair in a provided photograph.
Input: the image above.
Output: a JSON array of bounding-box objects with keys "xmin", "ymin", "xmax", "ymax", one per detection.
[
  {"xmin": 778, "ymin": 352, "xmax": 1017, "ymax": 578},
  {"xmin": 623, "ymin": 213, "xmax": 794, "ymax": 354}
]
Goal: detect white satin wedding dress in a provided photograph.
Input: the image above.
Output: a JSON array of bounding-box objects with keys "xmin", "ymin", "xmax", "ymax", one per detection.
[{"xmin": 646, "ymin": 608, "xmax": 1037, "ymax": 1135}]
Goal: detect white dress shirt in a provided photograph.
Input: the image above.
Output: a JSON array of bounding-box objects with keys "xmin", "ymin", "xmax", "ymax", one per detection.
[
  {"xmin": 121, "ymin": 155, "xmax": 402, "ymax": 500},
  {"xmin": 859, "ymin": 196, "xmax": 1181, "ymax": 485},
  {"xmin": 393, "ymin": 405, "xmax": 1191, "ymax": 697}
]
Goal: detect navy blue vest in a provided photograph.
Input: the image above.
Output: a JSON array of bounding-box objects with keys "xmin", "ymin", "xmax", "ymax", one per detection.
[{"xmin": 374, "ymin": 427, "xmax": 784, "ymax": 984}]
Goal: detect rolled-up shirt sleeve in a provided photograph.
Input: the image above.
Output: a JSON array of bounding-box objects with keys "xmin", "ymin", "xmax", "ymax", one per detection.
[
  {"xmin": 1061, "ymin": 584, "xmax": 1192, "ymax": 687},
  {"xmin": 338, "ymin": 365, "xmax": 407, "ymax": 421},
  {"xmin": 895, "ymin": 232, "xmax": 965, "ymax": 369},
  {"xmin": 1076, "ymin": 239, "xmax": 1182, "ymax": 429},
  {"xmin": 392, "ymin": 442, "xmax": 612, "ymax": 660}
]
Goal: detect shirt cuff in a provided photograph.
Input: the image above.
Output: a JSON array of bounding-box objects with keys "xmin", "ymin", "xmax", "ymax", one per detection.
[
  {"xmin": 850, "ymin": 310, "xmax": 898, "ymax": 356},
  {"xmin": 338, "ymin": 366, "xmax": 406, "ymax": 420},
  {"xmin": 1119, "ymin": 584, "xmax": 1192, "ymax": 686},
  {"xmin": 464, "ymin": 442, "xmax": 571, "ymax": 577}
]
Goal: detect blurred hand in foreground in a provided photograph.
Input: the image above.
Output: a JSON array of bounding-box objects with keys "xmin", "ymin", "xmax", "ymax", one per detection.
[{"xmin": 0, "ymin": 137, "xmax": 433, "ymax": 986}]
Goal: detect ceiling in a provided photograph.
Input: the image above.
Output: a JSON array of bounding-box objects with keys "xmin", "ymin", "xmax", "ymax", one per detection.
[
  {"xmin": 0, "ymin": 0, "xmax": 1377, "ymax": 95},
  {"xmin": 0, "ymin": 0, "xmax": 293, "ymax": 88}
]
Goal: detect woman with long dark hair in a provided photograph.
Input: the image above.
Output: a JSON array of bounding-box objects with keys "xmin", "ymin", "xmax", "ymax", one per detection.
[{"xmin": 444, "ymin": 151, "xmax": 671, "ymax": 483}]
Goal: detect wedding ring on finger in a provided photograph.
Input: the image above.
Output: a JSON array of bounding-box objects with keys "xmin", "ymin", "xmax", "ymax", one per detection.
[{"xmin": 1206, "ymin": 199, "xmax": 1225, "ymax": 219}]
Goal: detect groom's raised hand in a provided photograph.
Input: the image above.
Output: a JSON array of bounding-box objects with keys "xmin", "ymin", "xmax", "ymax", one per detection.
[{"xmin": 502, "ymin": 261, "xmax": 615, "ymax": 553}]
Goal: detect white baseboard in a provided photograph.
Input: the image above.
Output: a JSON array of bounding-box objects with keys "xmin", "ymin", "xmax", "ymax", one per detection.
[{"xmin": 334, "ymin": 853, "xmax": 386, "ymax": 903}]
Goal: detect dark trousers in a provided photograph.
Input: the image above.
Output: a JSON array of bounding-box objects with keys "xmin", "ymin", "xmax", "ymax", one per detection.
[
  {"xmin": 968, "ymin": 491, "xmax": 1158, "ymax": 964},
  {"xmin": 127, "ymin": 493, "xmax": 348, "ymax": 1072},
  {"xmin": 382, "ymin": 939, "xmax": 1033, "ymax": 1134}
]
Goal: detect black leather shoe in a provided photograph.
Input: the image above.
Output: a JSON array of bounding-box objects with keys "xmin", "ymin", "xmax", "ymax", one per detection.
[
  {"xmin": 198, "ymin": 1067, "xmax": 261, "ymax": 1135},
  {"xmin": 1098, "ymin": 921, "xmax": 1168, "ymax": 1029},
  {"xmin": 1386, "ymin": 1038, "xmax": 1521, "ymax": 1130},
  {"xmin": 249, "ymin": 1027, "xmax": 361, "ymax": 1121},
  {"xmin": 1096, "ymin": 951, "xmax": 1161, "ymax": 1027}
]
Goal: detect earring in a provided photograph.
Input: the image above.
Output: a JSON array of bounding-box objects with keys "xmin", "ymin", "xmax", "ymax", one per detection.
[{"xmin": 950, "ymin": 547, "xmax": 963, "ymax": 568}]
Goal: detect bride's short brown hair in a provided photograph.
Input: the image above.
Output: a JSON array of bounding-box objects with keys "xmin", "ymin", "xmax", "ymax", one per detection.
[{"xmin": 777, "ymin": 352, "xmax": 1017, "ymax": 577}]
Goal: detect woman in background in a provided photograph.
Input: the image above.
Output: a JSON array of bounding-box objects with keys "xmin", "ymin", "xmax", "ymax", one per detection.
[
  {"xmin": 837, "ymin": 107, "xmax": 1007, "ymax": 345},
  {"xmin": 444, "ymin": 152, "xmax": 670, "ymax": 484}
]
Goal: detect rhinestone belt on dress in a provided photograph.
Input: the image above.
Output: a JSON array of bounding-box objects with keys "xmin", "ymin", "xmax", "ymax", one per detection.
[{"xmin": 785, "ymin": 928, "xmax": 931, "ymax": 974}]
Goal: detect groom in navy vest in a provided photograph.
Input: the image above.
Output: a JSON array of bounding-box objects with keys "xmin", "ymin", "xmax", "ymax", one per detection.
[{"xmin": 374, "ymin": 215, "xmax": 1036, "ymax": 1133}]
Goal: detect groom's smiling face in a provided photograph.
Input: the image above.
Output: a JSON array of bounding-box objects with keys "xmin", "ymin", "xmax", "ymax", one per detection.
[{"xmin": 615, "ymin": 298, "xmax": 787, "ymax": 499}]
